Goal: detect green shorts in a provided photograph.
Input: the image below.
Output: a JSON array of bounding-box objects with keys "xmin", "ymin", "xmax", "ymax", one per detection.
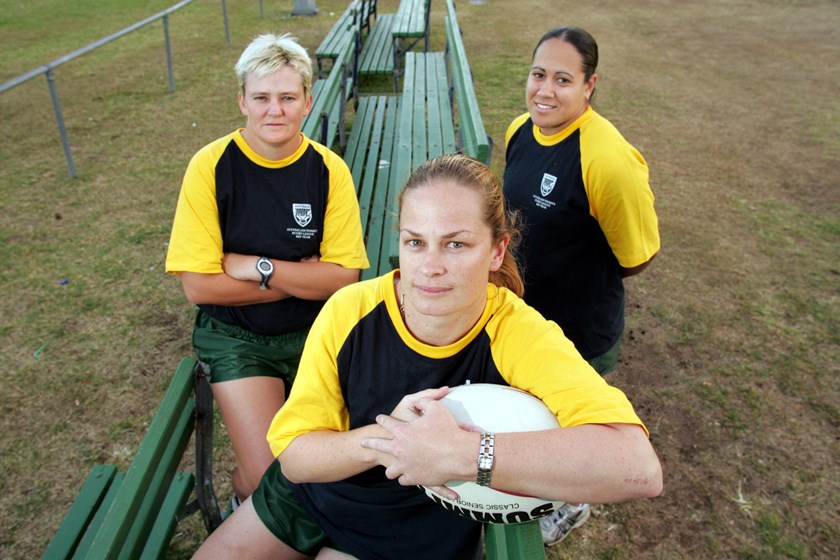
[
  {"xmin": 252, "ymin": 460, "xmax": 339, "ymax": 555},
  {"xmin": 587, "ymin": 338, "xmax": 621, "ymax": 376},
  {"xmin": 191, "ymin": 309, "xmax": 308, "ymax": 385}
]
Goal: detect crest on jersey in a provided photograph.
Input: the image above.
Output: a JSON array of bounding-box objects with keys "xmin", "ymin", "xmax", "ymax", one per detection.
[
  {"xmin": 540, "ymin": 173, "xmax": 557, "ymax": 197},
  {"xmin": 293, "ymin": 204, "xmax": 312, "ymax": 227}
]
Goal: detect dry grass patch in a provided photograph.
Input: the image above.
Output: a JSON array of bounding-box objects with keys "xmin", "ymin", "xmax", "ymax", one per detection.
[{"xmin": 1, "ymin": 1, "xmax": 838, "ymax": 558}]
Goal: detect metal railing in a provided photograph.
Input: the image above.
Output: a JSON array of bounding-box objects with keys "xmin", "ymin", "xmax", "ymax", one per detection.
[
  {"xmin": 0, "ymin": 0, "xmax": 316, "ymax": 178},
  {"xmin": 1, "ymin": 0, "xmax": 203, "ymax": 178}
]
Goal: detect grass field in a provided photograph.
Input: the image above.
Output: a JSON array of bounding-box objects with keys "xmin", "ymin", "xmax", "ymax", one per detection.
[{"xmin": 1, "ymin": 0, "xmax": 838, "ymax": 558}]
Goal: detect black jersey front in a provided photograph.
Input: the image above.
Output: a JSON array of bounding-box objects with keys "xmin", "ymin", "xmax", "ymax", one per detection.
[
  {"xmin": 269, "ymin": 271, "xmax": 646, "ymax": 559},
  {"xmin": 200, "ymin": 139, "xmax": 330, "ymax": 335},
  {"xmin": 504, "ymin": 118, "xmax": 624, "ymax": 359},
  {"xmin": 291, "ymin": 299, "xmax": 505, "ymax": 560}
]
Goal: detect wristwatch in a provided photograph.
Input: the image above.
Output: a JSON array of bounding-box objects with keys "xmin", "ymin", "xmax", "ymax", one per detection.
[
  {"xmin": 256, "ymin": 257, "xmax": 274, "ymax": 290},
  {"xmin": 476, "ymin": 433, "xmax": 495, "ymax": 487}
]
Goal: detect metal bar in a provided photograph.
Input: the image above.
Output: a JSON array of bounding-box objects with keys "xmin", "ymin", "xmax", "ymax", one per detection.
[
  {"xmin": 45, "ymin": 69, "xmax": 77, "ymax": 178},
  {"xmin": 0, "ymin": 65, "xmax": 50, "ymax": 94},
  {"xmin": 221, "ymin": 0, "xmax": 230, "ymax": 47},
  {"xmin": 163, "ymin": 15, "xmax": 175, "ymax": 93},
  {"xmin": 0, "ymin": 0, "xmax": 204, "ymax": 178},
  {"xmin": 0, "ymin": 0, "xmax": 195, "ymax": 94},
  {"xmin": 320, "ymin": 113, "xmax": 329, "ymax": 146}
]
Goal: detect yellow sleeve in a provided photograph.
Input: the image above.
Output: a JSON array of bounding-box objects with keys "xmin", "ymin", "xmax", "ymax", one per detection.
[
  {"xmin": 266, "ymin": 276, "xmax": 383, "ymax": 456},
  {"xmin": 504, "ymin": 112, "xmax": 531, "ymax": 149},
  {"xmin": 165, "ymin": 136, "xmax": 232, "ymax": 275},
  {"xmin": 266, "ymin": 300, "xmax": 350, "ymax": 458},
  {"xmin": 313, "ymin": 143, "xmax": 370, "ymax": 270},
  {"xmin": 581, "ymin": 114, "xmax": 660, "ymax": 268},
  {"xmin": 488, "ymin": 289, "xmax": 648, "ymax": 435}
]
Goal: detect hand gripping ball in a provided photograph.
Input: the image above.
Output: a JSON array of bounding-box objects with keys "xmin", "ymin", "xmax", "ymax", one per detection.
[{"xmin": 422, "ymin": 383, "xmax": 566, "ymax": 524}]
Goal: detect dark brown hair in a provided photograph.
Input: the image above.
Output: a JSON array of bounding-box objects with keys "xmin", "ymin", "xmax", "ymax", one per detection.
[{"xmin": 534, "ymin": 26, "xmax": 599, "ymax": 82}]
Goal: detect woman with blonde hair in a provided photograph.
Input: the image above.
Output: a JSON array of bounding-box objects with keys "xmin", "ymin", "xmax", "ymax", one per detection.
[{"xmin": 166, "ymin": 33, "xmax": 368, "ymax": 509}]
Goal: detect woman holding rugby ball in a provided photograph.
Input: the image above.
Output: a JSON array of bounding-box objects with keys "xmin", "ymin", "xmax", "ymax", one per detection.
[{"xmin": 193, "ymin": 154, "xmax": 662, "ymax": 560}]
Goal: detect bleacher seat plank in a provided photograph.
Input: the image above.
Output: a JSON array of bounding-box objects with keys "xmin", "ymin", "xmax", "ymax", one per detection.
[
  {"xmin": 391, "ymin": 0, "xmax": 431, "ymax": 89},
  {"xmin": 485, "ymin": 522, "xmax": 547, "ymax": 560},
  {"xmin": 315, "ymin": 1, "xmax": 360, "ymax": 78},
  {"xmin": 444, "ymin": 0, "xmax": 490, "ymax": 163},
  {"xmin": 359, "ymin": 13, "xmax": 395, "ymax": 77},
  {"xmin": 356, "ymin": 96, "xmax": 388, "ymax": 274},
  {"xmin": 345, "ymin": 97, "xmax": 378, "ymax": 190},
  {"xmin": 358, "ymin": 0, "xmax": 377, "ymax": 33},
  {"xmin": 118, "ymin": 402, "xmax": 195, "ymax": 558},
  {"xmin": 71, "ymin": 472, "xmax": 126, "ymax": 559},
  {"xmin": 41, "ymin": 465, "xmax": 118, "ymax": 559},
  {"xmin": 393, "ymin": 0, "xmax": 428, "ymax": 40},
  {"xmin": 303, "ymin": 28, "xmax": 358, "ymax": 150},
  {"xmin": 343, "ymin": 94, "xmax": 402, "ymax": 280},
  {"xmin": 366, "ymin": 95, "xmax": 401, "ymax": 278},
  {"xmin": 42, "ymin": 358, "xmax": 218, "ymax": 560},
  {"xmin": 83, "ymin": 360, "xmax": 196, "ymax": 559},
  {"xmin": 422, "ymin": 52, "xmax": 456, "ymax": 160},
  {"xmin": 139, "ymin": 472, "xmax": 195, "ymax": 560},
  {"xmin": 409, "ymin": 53, "xmax": 427, "ymax": 165}
]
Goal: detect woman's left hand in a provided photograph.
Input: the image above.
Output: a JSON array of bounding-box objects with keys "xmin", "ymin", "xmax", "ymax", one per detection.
[
  {"xmin": 361, "ymin": 397, "xmax": 475, "ymax": 497},
  {"xmin": 388, "ymin": 386, "xmax": 449, "ymax": 422}
]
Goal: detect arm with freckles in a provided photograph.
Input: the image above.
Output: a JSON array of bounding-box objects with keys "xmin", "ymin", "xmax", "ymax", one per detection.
[
  {"xmin": 362, "ymin": 397, "xmax": 662, "ymax": 505},
  {"xmin": 279, "ymin": 387, "xmax": 450, "ymax": 483},
  {"xmin": 488, "ymin": 423, "xmax": 662, "ymax": 504},
  {"xmin": 279, "ymin": 424, "xmax": 394, "ymax": 483}
]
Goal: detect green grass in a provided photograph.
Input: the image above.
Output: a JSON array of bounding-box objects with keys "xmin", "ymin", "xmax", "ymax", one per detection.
[{"xmin": 2, "ymin": 0, "xmax": 839, "ymax": 559}]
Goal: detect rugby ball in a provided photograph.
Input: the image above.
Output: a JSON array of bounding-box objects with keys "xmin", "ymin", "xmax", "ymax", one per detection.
[{"xmin": 422, "ymin": 383, "xmax": 566, "ymax": 524}]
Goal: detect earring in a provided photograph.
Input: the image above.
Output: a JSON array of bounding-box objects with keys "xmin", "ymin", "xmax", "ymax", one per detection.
[{"xmin": 400, "ymin": 293, "xmax": 406, "ymax": 315}]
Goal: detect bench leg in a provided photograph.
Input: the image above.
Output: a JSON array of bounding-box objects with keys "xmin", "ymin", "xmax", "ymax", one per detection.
[{"xmin": 194, "ymin": 362, "xmax": 222, "ymax": 533}]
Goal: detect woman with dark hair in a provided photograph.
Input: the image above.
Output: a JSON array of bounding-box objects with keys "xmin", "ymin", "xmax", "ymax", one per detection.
[
  {"xmin": 192, "ymin": 154, "xmax": 662, "ymax": 560},
  {"xmin": 503, "ymin": 26, "xmax": 661, "ymax": 545}
]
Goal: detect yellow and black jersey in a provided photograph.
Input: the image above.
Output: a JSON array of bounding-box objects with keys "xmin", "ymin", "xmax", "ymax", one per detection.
[
  {"xmin": 166, "ymin": 130, "xmax": 369, "ymax": 335},
  {"xmin": 267, "ymin": 270, "xmax": 645, "ymax": 559},
  {"xmin": 503, "ymin": 107, "xmax": 659, "ymax": 359}
]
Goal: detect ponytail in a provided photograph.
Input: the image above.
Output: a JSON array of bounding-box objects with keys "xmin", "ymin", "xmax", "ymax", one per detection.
[{"xmin": 491, "ymin": 251, "xmax": 524, "ymax": 297}]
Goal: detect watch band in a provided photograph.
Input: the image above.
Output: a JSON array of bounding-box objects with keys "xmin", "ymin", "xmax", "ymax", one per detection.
[
  {"xmin": 476, "ymin": 432, "xmax": 495, "ymax": 487},
  {"xmin": 256, "ymin": 256, "xmax": 274, "ymax": 290}
]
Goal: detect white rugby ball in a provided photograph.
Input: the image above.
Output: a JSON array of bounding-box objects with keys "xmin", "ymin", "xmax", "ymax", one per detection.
[{"xmin": 422, "ymin": 383, "xmax": 566, "ymax": 524}]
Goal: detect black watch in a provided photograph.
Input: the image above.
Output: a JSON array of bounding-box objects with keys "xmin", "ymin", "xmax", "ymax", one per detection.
[{"xmin": 256, "ymin": 257, "xmax": 274, "ymax": 290}]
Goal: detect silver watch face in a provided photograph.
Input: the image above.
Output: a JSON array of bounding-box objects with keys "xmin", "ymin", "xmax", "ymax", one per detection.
[{"xmin": 258, "ymin": 259, "xmax": 272, "ymax": 272}]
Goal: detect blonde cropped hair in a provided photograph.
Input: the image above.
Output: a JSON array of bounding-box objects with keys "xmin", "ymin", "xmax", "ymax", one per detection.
[
  {"xmin": 234, "ymin": 33, "xmax": 313, "ymax": 96},
  {"xmin": 398, "ymin": 154, "xmax": 525, "ymax": 297}
]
